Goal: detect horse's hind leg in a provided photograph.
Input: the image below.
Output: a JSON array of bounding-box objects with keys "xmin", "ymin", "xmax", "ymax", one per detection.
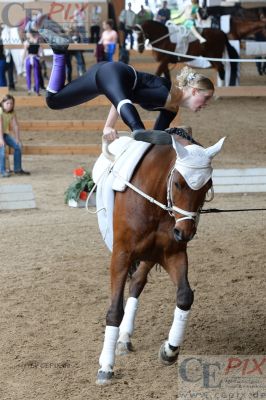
[
  {"xmin": 116, "ymin": 261, "xmax": 154, "ymax": 356},
  {"xmin": 212, "ymin": 62, "xmax": 225, "ymax": 87},
  {"xmin": 159, "ymin": 252, "xmax": 194, "ymax": 366},
  {"xmin": 96, "ymin": 251, "xmax": 131, "ymax": 385}
]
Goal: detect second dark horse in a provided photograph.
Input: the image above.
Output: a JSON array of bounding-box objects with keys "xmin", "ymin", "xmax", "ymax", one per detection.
[{"xmin": 135, "ymin": 20, "xmax": 239, "ymax": 85}]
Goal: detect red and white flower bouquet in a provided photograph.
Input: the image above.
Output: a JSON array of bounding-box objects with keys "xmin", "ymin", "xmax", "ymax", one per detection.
[{"xmin": 65, "ymin": 167, "xmax": 96, "ymax": 208}]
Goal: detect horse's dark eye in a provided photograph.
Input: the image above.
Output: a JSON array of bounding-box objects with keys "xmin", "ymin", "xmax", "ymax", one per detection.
[{"xmin": 175, "ymin": 182, "xmax": 180, "ymax": 190}]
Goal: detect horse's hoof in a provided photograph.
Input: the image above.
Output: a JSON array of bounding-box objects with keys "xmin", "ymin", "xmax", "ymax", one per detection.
[
  {"xmin": 116, "ymin": 340, "xmax": 134, "ymax": 356},
  {"xmin": 158, "ymin": 341, "xmax": 179, "ymax": 366},
  {"xmin": 96, "ymin": 368, "xmax": 114, "ymax": 385}
]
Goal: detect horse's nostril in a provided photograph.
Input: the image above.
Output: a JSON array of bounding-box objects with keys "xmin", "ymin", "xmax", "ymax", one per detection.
[
  {"xmin": 173, "ymin": 228, "xmax": 195, "ymax": 242},
  {"xmin": 173, "ymin": 228, "xmax": 183, "ymax": 242}
]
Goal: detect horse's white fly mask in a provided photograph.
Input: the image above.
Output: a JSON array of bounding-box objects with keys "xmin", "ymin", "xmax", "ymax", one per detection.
[{"xmin": 172, "ymin": 137, "xmax": 226, "ymax": 190}]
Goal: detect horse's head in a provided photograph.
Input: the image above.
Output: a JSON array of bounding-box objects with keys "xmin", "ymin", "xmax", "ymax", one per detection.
[
  {"xmin": 134, "ymin": 20, "xmax": 169, "ymax": 54},
  {"xmin": 133, "ymin": 24, "xmax": 146, "ymax": 53},
  {"xmin": 169, "ymin": 137, "xmax": 225, "ymax": 242}
]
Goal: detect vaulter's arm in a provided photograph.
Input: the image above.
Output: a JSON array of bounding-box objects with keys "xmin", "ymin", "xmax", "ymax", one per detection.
[{"xmin": 103, "ymin": 105, "xmax": 120, "ymax": 142}]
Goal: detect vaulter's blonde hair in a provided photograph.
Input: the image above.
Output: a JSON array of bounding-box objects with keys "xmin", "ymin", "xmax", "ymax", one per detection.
[{"xmin": 176, "ymin": 66, "xmax": 214, "ymax": 92}]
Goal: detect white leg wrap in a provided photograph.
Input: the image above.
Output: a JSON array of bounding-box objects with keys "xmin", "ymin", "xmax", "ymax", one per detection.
[
  {"xmin": 168, "ymin": 306, "xmax": 191, "ymax": 347},
  {"xmin": 99, "ymin": 325, "xmax": 119, "ymax": 369},
  {"xmin": 117, "ymin": 99, "xmax": 132, "ymax": 115},
  {"xmin": 119, "ymin": 297, "xmax": 138, "ymax": 337}
]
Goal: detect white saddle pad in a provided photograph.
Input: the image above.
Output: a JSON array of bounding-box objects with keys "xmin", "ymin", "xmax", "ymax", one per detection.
[
  {"xmin": 92, "ymin": 137, "xmax": 151, "ymax": 252},
  {"xmin": 166, "ymin": 21, "xmax": 195, "ymax": 56}
]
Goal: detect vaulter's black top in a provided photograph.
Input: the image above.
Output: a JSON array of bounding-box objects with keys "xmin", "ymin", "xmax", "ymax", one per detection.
[{"xmin": 46, "ymin": 61, "xmax": 177, "ymax": 131}]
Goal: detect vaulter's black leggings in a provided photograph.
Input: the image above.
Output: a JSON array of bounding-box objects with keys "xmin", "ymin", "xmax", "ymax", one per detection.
[{"xmin": 46, "ymin": 62, "xmax": 145, "ymax": 131}]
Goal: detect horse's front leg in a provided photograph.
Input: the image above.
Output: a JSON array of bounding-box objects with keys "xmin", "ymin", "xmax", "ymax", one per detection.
[
  {"xmin": 96, "ymin": 252, "xmax": 131, "ymax": 385},
  {"xmin": 116, "ymin": 261, "xmax": 154, "ymax": 355},
  {"xmin": 159, "ymin": 251, "xmax": 194, "ymax": 365}
]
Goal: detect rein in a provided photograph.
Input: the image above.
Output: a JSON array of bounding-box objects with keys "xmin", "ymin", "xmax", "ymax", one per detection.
[{"xmin": 201, "ymin": 208, "xmax": 266, "ymax": 214}]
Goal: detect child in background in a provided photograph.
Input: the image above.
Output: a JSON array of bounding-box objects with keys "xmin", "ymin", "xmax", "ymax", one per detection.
[
  {"xmin": 0, "ymin": 94, "xmax": 30, "ymax": 177},
  {"xmin": 98, "ymin": 19, "xmax": 118, "ymax": 62}
]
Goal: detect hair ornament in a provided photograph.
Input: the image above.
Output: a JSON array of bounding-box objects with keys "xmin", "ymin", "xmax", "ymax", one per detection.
[{"xmin": 187, "ymin": 72, "xmax": 197, "ymax": 82}]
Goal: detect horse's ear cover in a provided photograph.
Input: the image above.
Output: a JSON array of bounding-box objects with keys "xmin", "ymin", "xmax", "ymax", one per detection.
[
  {"xmin": 171, "ymin": 136, "xmax": 188, "ymax": 159},
  {"xmin": 204, "ymin": 137, "xmax": 226, "ymax": 158},
  {"xmin": 172, "ymin": 136, "xmax": 226, "ymax": 190},
  {"xmin": 172, "ymin": 136, "xmax": 226, "ymax": 160}
]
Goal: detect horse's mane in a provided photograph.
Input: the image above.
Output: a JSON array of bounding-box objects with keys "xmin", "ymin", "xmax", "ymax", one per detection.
[{"xmin": 165, "ymin": 127, "xmax": 202, "ymax": 147}]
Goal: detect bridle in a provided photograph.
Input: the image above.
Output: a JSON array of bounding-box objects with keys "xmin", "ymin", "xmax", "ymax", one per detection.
[
  {"xmin": 112, "ymin": 159, "xmax": 213, "ymax": 227},
  {"xmin": 167, "ymin": 165, "xmax": 208, "ymax": 226},
  {"xmin": 101, "ymin": 134, "xmax": 214, "ymax": 228},
  {"xmin": 135, "ymin": 23, "xmax": 171, "ymax": 48}
]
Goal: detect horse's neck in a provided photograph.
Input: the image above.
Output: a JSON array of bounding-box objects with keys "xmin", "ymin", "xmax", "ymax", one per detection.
[
  {"xmin": 232, "ymin": 19, "xmax": 266, "ymax": 39},
  {"xmin": 139, "ymin": 146, "xmax": 175, "ymax": 189},
  {"xmin": 145, "ymin": 21, "xmax": 168, "ymax": 42}
]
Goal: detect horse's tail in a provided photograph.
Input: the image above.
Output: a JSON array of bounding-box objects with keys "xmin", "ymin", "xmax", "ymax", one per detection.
[{"xmin": 224, "ymin": 35, "xmax": 240, "ymax": 86}]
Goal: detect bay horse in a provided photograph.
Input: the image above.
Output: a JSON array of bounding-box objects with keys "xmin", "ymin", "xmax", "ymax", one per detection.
[
  {"xmin": 229, "ymin": 17, "xmax": 266, "ymax": 40},
  {"xmin": 96, "ymin": 131, "xmax": 225, "ymax": 384},
  {"xmin": 134, "ymin": 20, "xmax": 239, "ymax": 85}
]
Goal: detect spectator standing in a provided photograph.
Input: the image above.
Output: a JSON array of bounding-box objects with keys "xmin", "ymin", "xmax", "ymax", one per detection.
[
  {"xmin": 73, "ymin": 6, "xmax": 86, "ymax": 42},
  {"xmin": 22, "ymin": 30, "xmax": 42, "ymax": 95},
  {"xmin": 145, "ymin": 0, "xmax": 154, "ymax": 18},
  {"xmin": 119, "ymin": 3, "xmax": 136, "ymax": 49},
  {"xmin": 90, "ymin": 5, "xmax": 101, "ymax": 44},
  {"xmin": 98, "ymin": 19, "xmax": 118, "ymax": 62},
  {"xmin": 156, "ymin": 1, "xmax": 171, "ymax": 25},
  {"xmin": 5, "ymin": 49, "xmax": 16, "ymax": 90},
  {"xmin": 136, "ymin": 5, "xmax": 154, "ymax": 25},
  {"xmin": 0, "ymin": 38, "xmax": 7, "ymax": 87},
  {"xmin": 0, "ymin": 24, "xmax": 16, "ymax": 90},
  {"xmin": 65, "ymin": 26, "xmax": 86, "ymax": 82},
  {"xmin": 0, "ymin": 94, "xmax": 30, "ymax": 177}
]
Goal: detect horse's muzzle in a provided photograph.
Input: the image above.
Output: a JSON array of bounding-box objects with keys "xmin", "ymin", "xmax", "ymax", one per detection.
[{"xmin": 173, "ymin": 227, "xmax": 196, "ymax": 243}]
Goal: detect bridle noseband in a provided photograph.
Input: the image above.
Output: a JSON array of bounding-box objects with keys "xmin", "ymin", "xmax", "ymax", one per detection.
[{"xmin": 167, "ymin": 166, "xmax": 200, "ymax": 224}]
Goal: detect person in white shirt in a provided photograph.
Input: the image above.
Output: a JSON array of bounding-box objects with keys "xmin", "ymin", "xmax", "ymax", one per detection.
[
  {"xmin": 90, "ymin": 5, "xmax": 101, "ymax": 43},
  {"xmin": 73, "ymin": 6, "xmax": 86, "ymax": 42},
  {"xmin": 119, "ymin": 2, "xmax": 136, "ymax": 49}
]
